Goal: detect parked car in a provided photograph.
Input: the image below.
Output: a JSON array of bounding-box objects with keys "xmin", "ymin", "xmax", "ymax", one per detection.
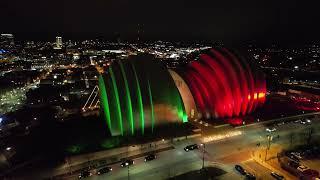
[
  {"xmin": 297, "ymin": 165, "xmax": 309, "ymax": 172},
  {"xmin": 270, "ymin": 172, "xmax": 284, "ymax": 179},
  {"xmin": 266, "ymin": 127, "xmax": 276, "ymax": 133},
  {"xmin": 145, "ymin": 154, "xmax": 156, "ymax": 162},
  {"xmin": 184, "ymin": 144, "xmax": 198, "ymax": 152},
  {"xmin": 235, "ymin": 165, "xmax": 246, "ymax": 175},
  {"xmin": 120, "ymin": 159, "xmax": 134, "ymax": 167},
  {"xmin": 245, "ymin": 172, "xmax": 256, "ymax": 180},
  {"xmin": 288, "ymin": 160, "xmax": 300, "ymax": 168},
  {"xmin": 97, "ymin": 167, "xmax": 112, "ymax": 175},
  {"xmin": 290, "ymin": 152, "xmax": 303, "ymax": 159},
  {"xmin": 78, "ymin": 170, "xmax": 92, "ymax": 179},
  {"xmin": 301, "ymin": 119, "xmax": 312, "ymax": 124},
  {"xmin": 285, "ymin": 151, "xmax": 300, "ymax": 162},
  {"xmin": 277, "ymin": 122, "xmax": 285, "ymax": 126}
]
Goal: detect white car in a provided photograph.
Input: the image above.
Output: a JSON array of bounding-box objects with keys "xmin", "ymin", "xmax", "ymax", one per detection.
[
  {"xmin": 297, "ymin": 165, "xmax": 308, "ymax": 172},
  {"xmin": 304, "ymin": 119, "xmax": 312, "ymax": 123},
  {"xmin": 291, "ymin": 152, "xmax": 303, "ymax": 159},
  {"xmin": 277, "ymin": 122, "xmax": 285, "ymax": 126},
  {"xmin": 266, "ymin": 127, "xmax": 276, "ymax": 133},
  {"xmin": 300, "ymin": 119, "xmax": 312, "ymax": 125}
]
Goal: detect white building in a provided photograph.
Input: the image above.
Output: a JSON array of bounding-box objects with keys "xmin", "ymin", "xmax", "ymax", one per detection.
[{"xmin": 54, "ymin": 36, "xmax": 63, "ymax": 49}]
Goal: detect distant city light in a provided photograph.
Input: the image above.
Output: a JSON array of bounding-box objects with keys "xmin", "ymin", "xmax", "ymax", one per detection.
[
  {"xmin": 6, "ymin": 147, "xmax": 11, "ymax": 151},
  {"xmin": 294, "ymin": 66, "xmax": 299, "ymax": 69}
]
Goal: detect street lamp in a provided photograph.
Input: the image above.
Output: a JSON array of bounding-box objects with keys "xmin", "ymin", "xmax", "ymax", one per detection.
[
  {"xmin": 265, "ymin": 132, "xmax": 273, "ymax": 161},
  {"xmin": 200, "ymin": 143, "xmax": 205, "ymax": 169},
  {"xmin": 127, "ymin": 165, "xmax": 130, "ymax": 180}
]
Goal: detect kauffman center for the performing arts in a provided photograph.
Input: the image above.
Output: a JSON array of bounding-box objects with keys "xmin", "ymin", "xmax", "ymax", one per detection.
[{"xmin": 98, "ymin": 48, "xmax": 266, "ymax": 136}]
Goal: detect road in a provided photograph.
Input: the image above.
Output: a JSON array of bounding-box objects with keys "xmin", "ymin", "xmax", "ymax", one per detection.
[
  {"xmin": 84, "ymin": 139, "xmax": 239, "ymax": 180},
  {"xmin": 242, "ymin": 159, "xmax": 274, "ymax": 180},
  {"xmin": 71, "ymin": 113, "xmax": 320, "ymax": 180}
]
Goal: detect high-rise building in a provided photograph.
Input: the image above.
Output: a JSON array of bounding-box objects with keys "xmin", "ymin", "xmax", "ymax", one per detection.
[
  {"xmin": 0, "ymin": 34, "xmax": 15, "ymax": 48},
  {"xmin": 54, "ymin": 36, "xmax": 62, "ymax": 49}
]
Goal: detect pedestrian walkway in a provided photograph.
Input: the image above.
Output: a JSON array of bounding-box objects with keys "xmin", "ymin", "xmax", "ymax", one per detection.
[{"xmin": 251, "ymin": 144, "xmax": 296, "ymax": 180}]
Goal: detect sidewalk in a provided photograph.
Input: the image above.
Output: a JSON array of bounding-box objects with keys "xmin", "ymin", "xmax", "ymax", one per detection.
[{"xmin": 251, "ymin": 144, "xmax": 296, "ymax": 180}]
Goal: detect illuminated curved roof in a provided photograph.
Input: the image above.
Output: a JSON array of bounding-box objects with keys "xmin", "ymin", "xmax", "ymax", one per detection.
[
  {"xmin": 99, "ymin": 49, "xmax": 266, "ymax": 136},
  {"xmin": 168, "ymin": 70, "xmax": 197, "ymax": 119},
  {"xmin": 179, "ymin": 48, "xmax": 266, "ymax": 119},
  {"xmin": 99, "ymin": 54, "xmax": 187, "ymax": 136}
]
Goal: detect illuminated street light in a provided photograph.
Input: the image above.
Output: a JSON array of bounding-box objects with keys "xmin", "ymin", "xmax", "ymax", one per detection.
[
  {"xmin": 6, "ymin": 147, "xmax": 11, "ymax": 151},
  {"xmin": 265, "ymin": 131, "xmax": 273, "ymax": 161},
  {"xmin": 200, "ymin": 143, "xmax": 205, "ymax": 169}
]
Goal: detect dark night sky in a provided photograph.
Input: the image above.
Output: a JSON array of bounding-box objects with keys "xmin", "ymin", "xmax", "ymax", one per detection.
[{"xmin": 1, "ymin": 0, "xmax": 320, "ymax": 43}]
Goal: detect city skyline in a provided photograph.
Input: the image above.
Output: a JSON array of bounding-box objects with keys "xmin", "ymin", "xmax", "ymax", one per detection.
[
  {"xmin": 2, "ymin": 0, "xmax": 320, "ymax": 44},
  {"xmin": 2, "ymin": 1, "xmax": 320, "ymax": 179}
]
